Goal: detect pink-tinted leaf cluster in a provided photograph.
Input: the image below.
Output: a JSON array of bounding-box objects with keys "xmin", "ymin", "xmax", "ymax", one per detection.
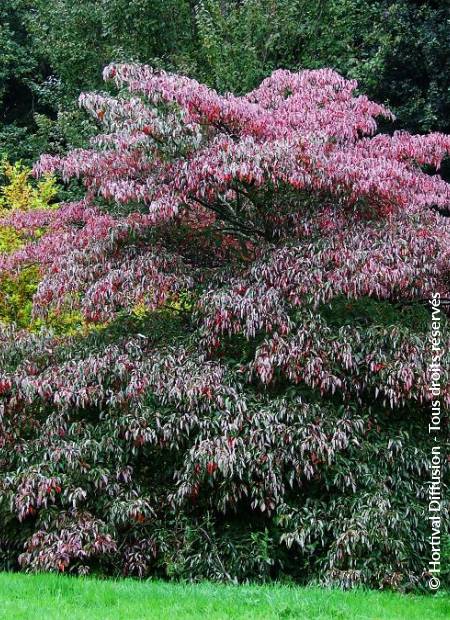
[{"xmin": 1, "ymin": 64, "xmax": 450, "ymax": 586}]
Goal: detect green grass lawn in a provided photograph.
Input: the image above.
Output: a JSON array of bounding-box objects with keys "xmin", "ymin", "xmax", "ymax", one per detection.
[{"xmin": 0, "ymin": 572, "xmax": 448, "ymax": 619}]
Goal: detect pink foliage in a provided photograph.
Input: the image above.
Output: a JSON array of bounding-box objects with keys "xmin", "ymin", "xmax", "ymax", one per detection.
[
  {"xmin": 0, "ymin": 63, "xmax": 446, "ymax": 323},
  {"xmin": 0, "ymin": 61, "xmax": 449, "ymax": 418},
  {"xmin": 1, "ymin": 65, "xmax": 450, "ymax": 580}
]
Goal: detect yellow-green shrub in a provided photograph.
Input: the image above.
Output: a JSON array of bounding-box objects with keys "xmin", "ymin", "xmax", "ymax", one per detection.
[
  {"xmin": 0, "ymin": 159, "xmax": 86, "ymax": 331},
  {"xmin": 0, "ymin": 159, "xmax": 58, "ymax": 212}
]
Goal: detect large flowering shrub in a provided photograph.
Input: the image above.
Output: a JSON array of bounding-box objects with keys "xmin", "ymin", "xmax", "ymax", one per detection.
[{"xmin": 0, "ymin": 65, "xmax": 449, "ymax": 588}]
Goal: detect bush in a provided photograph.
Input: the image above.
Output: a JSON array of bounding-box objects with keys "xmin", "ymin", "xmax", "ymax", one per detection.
[{"xmin": 0, "ymin": 65, "xmax": 449, "ymax": 588}]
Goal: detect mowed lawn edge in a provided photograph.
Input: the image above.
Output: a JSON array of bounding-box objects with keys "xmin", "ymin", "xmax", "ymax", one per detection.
[{"xmin": 0, "ymin": 572, "xmax": 449, "ymax": 620}]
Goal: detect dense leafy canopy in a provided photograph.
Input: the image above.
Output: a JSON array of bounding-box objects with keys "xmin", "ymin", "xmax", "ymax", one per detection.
[{"xmin": 0, "ymin": 64, "xmax": 449, "ymax": 587}]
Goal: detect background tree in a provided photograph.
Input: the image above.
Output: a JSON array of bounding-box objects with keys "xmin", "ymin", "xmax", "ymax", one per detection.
[
  {"xmin": 195, "ymin": 0, "xmax": 450, "ymax": 135},
  {"xmin": 1, "ymin": 1, "xmax": 449, "ymax": 168}
]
